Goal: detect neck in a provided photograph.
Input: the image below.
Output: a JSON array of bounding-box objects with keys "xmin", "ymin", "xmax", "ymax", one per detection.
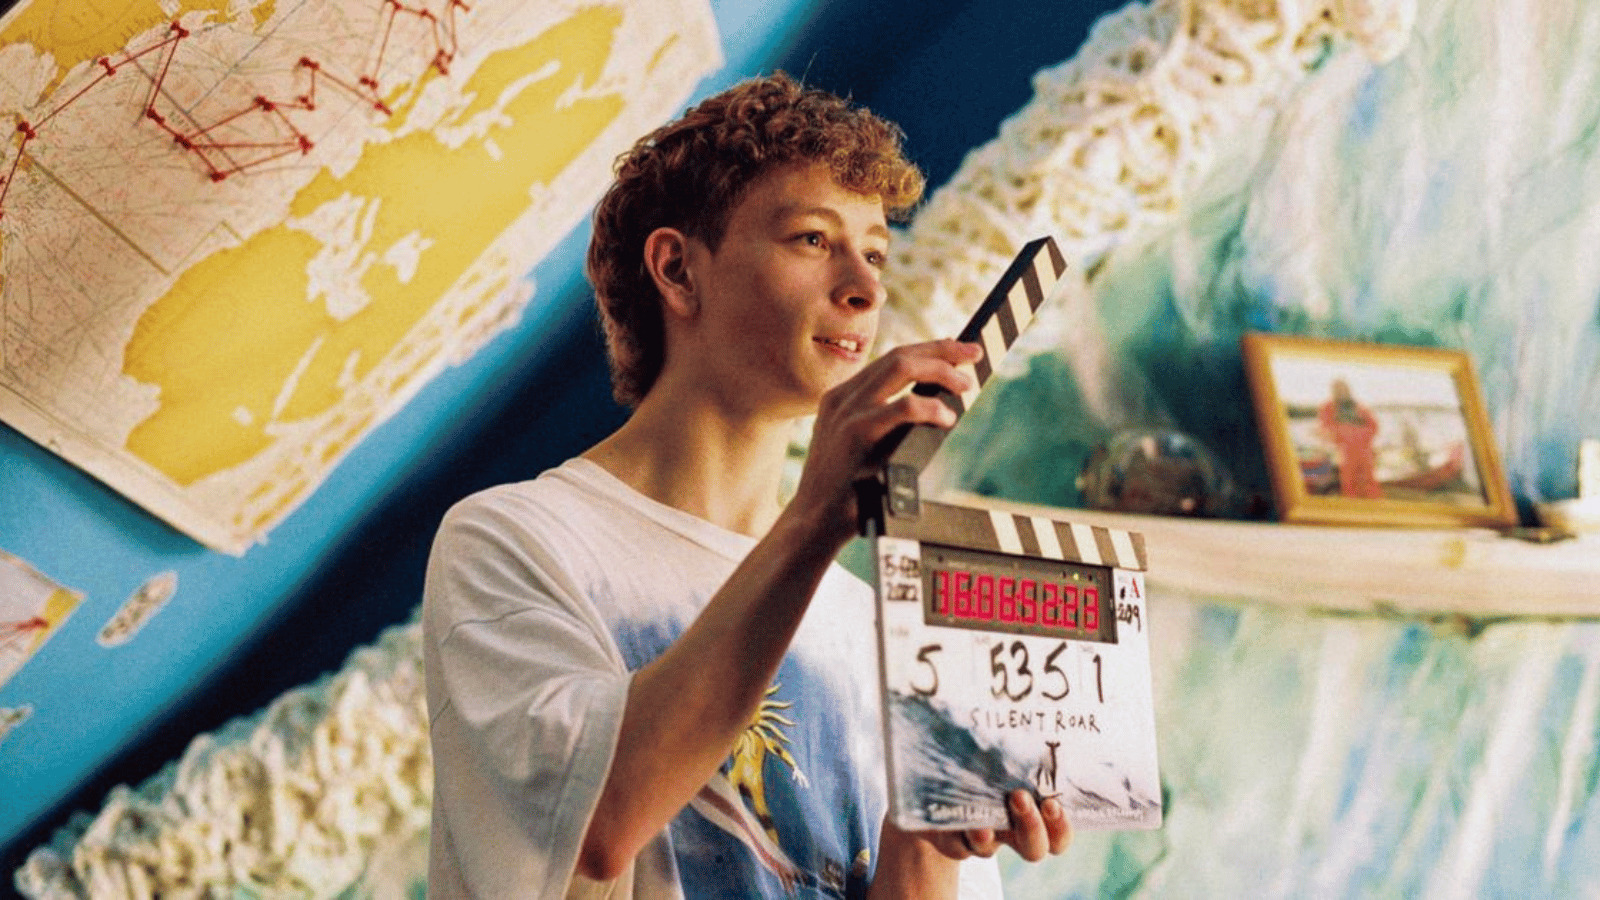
[{"xmin": 582, "ymin": 381, "xmax": 801, "ymax": 537}]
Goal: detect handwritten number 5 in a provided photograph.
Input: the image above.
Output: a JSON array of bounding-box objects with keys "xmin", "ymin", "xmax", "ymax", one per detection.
[
  {"xmin": 913, "ymin": 644, "xmax": 942, "ymax": 697},
  {"xmin": 989, "ymin": 644, "xmax": 1008, "ymax": 699},
  {"xmin": 1042, "ymin": 642, "xmax": 1069, "ymax": 701}
]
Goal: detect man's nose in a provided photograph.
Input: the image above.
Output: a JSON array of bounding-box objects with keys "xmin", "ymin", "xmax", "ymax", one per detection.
[{"xmin": 835, "ymin": 250, "xmax": 885, "ymax": 310}]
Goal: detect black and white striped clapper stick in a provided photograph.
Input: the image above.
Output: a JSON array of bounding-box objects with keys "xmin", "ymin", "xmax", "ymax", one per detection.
[{"xmin": 857, "ymin": 235, "xmax": 1147, "ymax": 573}]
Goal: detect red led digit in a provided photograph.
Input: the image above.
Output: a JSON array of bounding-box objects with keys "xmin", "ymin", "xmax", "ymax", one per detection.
[
  {"xmin": 998, "ymin": 576, "xmax": 1017, "ymax": 623},
  {"xmin": 1065, "ymin": 584, "xmax": 1079, "ymax": 628},
  {"xmin": 953, "ymin": 571, "xmax": 972, "ymax": 617},
  {"xmin": 934, "ymin": 569, "xmax": 950, "ymax": 615},
  {"xmin": 1084, "ymin": 586, "xmax": 1100, "ymax": 631},
  {"xmin": 1041, "ymin": 583, "xmax": 1059, "ymax": 624},
  {"xmin": 976, "ymin": 574, "xmax": 995, "ymax": 620},
  {"xmin": 1018, "ymin": 578, "xmax": 1037, "ymax": 624}
]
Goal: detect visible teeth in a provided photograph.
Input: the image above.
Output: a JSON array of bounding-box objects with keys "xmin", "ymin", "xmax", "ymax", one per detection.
[{"xmin": 817, "ymin": 336, "xmax": 861, "ymax": 353}]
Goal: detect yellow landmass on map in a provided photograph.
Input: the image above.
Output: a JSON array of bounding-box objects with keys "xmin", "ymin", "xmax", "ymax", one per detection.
[
  {"xmin": 0, "ymin": 0, "xmax": 254, "ymax": 92},
  {"xmin": 123, "ymin": 6, "xmax": 627, "ymax": 486},
  {"xmin": 27, "ymin": 587, "xmax": 81, "ymax": 655}
]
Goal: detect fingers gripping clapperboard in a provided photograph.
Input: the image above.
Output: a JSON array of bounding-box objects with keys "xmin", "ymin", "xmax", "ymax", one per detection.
[{"xmin": 856, "ymin": 237, "xmax": 1162, "ymax": 832}]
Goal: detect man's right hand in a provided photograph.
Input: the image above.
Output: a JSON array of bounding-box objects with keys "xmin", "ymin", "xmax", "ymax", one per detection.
[{"xmin": 787, "ymin": 338, "xmax": 983, "ymax": 549}]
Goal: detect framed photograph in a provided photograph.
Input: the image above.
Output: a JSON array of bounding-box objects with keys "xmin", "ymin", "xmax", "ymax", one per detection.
[{"xmin": 1241, "ymin": 333, "xmax": 1517, "ymax": 528}]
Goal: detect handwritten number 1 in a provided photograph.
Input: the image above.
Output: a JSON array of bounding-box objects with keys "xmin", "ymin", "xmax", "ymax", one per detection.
[{"xmin": 1094, "ymin": 652, "xmax": 1105, "ymax": 703}]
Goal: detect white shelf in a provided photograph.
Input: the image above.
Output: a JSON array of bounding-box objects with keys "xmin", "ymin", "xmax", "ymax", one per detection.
[{"xmin": 944, "ymin": 492, "xmax": 1600, "ymax": 620}]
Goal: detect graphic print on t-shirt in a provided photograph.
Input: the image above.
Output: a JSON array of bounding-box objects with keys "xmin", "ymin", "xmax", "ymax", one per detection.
[
  {"xmin": 612, "ymin": 617, "xmax": 879, "ymax": 898},
  {"xmin": 729, "ymin": 685, "xmax": 809, "ymax": 849},
  {"xmin": 691, "ymin": 682, "xmax": 808, "ymax": 889}
]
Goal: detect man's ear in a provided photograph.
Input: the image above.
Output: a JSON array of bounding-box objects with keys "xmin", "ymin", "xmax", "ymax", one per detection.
[{"xmin": 643, "ymin": 227, "xmax": 697, "ymax": 319}]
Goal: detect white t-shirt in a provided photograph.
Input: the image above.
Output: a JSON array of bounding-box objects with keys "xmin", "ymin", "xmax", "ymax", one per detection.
[{"xmin": 423, "ymin": 458, "xmax": 1002, "ymax": 898}]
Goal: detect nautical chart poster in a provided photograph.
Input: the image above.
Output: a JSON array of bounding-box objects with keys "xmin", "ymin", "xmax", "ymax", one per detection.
[{"xmin": 0, "ymin": 0, "xmax": 720, "ymax": 553}]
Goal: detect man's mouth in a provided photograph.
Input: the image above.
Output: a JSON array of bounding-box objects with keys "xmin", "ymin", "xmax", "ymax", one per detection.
[{"xmin": 815, "ymin": 336, "xmax": 862, "ymax": 353}]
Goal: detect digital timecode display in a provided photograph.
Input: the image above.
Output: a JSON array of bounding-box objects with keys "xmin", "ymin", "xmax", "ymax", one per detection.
[{"xmin": 921, "ymin": 544, "xmax": 1116, "ymax": 644}]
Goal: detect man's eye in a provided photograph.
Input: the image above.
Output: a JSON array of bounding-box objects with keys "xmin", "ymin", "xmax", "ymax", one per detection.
[
  {"xmin": 800, "ymin": 233, "xmax": 824, "ymax": 247},
  {"xmin": 865, "ymin": 250, "xmax": 886, "ymax": 268}
]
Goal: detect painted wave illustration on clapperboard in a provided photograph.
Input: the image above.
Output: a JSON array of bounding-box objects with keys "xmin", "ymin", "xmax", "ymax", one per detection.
[{"xmin": 860, "ymin": 237, "xmax": 1163, "ymax": 832}]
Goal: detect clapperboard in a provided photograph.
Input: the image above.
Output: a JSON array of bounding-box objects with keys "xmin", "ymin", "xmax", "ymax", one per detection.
[{"xmin": 858, "ymin": 237, "xmax": 1162, "ymax": 832}]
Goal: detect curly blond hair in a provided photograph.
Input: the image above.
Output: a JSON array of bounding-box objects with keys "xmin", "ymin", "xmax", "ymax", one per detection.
[{"xmin": 586, "ymin": 73, "xmax": 924, "ymax": 407}]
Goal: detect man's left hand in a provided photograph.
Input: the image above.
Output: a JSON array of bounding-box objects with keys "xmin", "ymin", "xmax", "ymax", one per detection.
[{"xmin": 926, "ymin": 789, "xmax": 1072, "ymax": 863}]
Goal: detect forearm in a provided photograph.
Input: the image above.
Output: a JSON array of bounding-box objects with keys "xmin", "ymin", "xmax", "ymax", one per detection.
[
  {"xmin": 868, "ymin": 821, "xmax": 960, "ymax": 900},
  {"xmin": 578, "ymin": 504, "xmax": 845, "ymax": 878}
]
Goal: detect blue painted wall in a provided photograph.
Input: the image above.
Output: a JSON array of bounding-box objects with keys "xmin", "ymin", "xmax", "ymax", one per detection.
[{"xmin": 1, "ymin": 0, "xmax": 1122, "ymax": 871}]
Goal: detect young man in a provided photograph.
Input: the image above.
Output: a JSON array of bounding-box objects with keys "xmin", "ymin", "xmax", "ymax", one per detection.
[{"xmin": 423, "ymin": 74, "xmax": 1071, "ymax": 898}]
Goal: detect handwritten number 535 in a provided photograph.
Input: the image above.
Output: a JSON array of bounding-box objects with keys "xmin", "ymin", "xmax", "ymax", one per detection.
[{"xmin": 988, "ymin": 641, "xmax": 1103, "ymax": 703}]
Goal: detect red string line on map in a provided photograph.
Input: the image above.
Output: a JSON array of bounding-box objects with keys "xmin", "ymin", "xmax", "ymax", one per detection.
[
  {"xmin": 1, "ymin": 617, "xmax": 50, "ymax": 654},
  {"xmin": 0, "ymin": 0, "xmax": 471, "ymax": 219}
]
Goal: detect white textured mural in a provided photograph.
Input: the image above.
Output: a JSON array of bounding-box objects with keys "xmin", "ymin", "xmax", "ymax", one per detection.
[{"xmin": 16, "ymin": 622, "xmax": 430, "ymax": 897}]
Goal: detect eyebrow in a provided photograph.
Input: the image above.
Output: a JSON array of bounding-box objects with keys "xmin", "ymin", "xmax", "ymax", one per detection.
[{"xmin": 773, "ymin": 203, "xmax": 891, "ymax": 240}]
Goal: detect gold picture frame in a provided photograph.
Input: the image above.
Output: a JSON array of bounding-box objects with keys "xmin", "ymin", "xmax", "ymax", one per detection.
[{"xmin": 1241, "ymin": 333, "xmax": 1517, "ymax": 528}]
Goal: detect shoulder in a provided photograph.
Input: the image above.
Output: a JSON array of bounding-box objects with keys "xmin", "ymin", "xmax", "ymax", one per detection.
[
  {"xmin": 425, "ymin": 462, "xmax": 612, "ymax": 602},
  {"xmin": 443, "ymin": 462, "xmax": 590, "ymax": 522},
  {"xmin": 435, "ymin": 461, "xmax": 615, "ymax": 551},
  {"xmin": 423, "ymin": 463, "xmax": 630, "ymax": 651},
  {"xmin": 427, "ymin": 459, "xmax": 686, "ymax": 609}
]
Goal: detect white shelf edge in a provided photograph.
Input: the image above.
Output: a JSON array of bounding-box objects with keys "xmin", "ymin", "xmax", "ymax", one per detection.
[{"xmin": 941, "ymin": 491, "xmax": 1600, "ymax": 620}]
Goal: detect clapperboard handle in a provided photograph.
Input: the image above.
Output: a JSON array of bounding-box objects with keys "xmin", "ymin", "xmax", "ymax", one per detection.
[{"xmin": 856, "ymin": 236, "xmax": 1069, "ymax": 538}]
